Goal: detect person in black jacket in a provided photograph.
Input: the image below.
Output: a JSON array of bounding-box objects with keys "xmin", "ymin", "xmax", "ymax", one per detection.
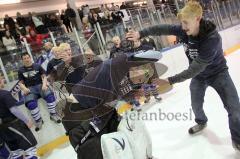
[
  {"xmin": 126, "ymin": 1, "xmax": 240, "ymax": 152},
  {"xmin": 61, "ymin": 10, "xmax": 72, "ymax": 33},
  {"xmin": 3, "ymin": 14, "xmax": 15, "ymax": 31},
  {"xmin": 16, "ymin": 12, "xmax": 27, "ymax": 28},
  {"xmin": 65, "ymin": 3, "xmax": 78, "ymax": 30}
]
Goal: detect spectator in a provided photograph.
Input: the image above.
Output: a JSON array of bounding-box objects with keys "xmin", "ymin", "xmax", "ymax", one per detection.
[
  {"xmin": 3, "ymin": 14, "xmax": 15, "ymax": 31},
  {"xmin": 100, "ymin": 4, "xmax": 106, "ymax": 12},
  {"xmin": 104, "ymin": 4, "xmax": 110, "ymax": 11},
  {"xmin": 110, "ymin": 3, "xmax": 115, "ymax": 11},
  {"xmin": 36, "ymin": 42, "xmax": 54, "ymax": 70},
  {"xmin": 16, "ymin": 23, "xmax": 26, "ymax": 36},
  {"xmin": 84, "ymin": 48, "xmax": 103, "ymax": 74},
  {"xmin": 110, "ymin": 36, "xmax": 125, "ymax": 58},
  {"xmin": 24, "ymin": 29, "xmax": 49, "ymax": 56},
  {"xmin": 46, "ymin": 46, "xmax": 63, "ymax": 76},
  {"xmin": 65, "ymin": 3, "xmax": 78, "ymax": 30},
  {"xmin": 43, "ymin": 14, "xmax": 51, "ymax": 29},
  {"xmin": 82, "ymin": 17, "xmax": 100, "ymax": 55},
  {"xmin": 14, "ymin": 24, "xmax": 24, "ymax": 45},
  {"xmin": 78, "ymin": 7, "xmax": 84, "ymax": 21},
  {"xmin": 60, "ymin": 10, "xmax": 72, "ymax": 33},
  {"xmin": 4, "ymin": 24, "xmax": 21, "ymax": 45},
  {"xmin": 59, "ymin": 20, "xmax": 68, "ymax": 34},
  {"xmin": 26, "ymin": 12, "xmax": 34, "ymax": 28},
  {"xmin": 2, "ymin": 30, "xmax": 17, "ymax": 52},
  {"xmin": 88, "ymin": 11, "xmax": 102, "ymax": 27},
  {"xmin": 120, "ymin": 2, "xmax": 127, "ymax": 9},
  {"xmin": 32, "ymin": 12, "xmax": 47, "ymax": 34},
  {"xmin": 0, "ymin": 25, "xmax": 6, "ymax": 42},
  {"xmin": 0, "ymin": 39, "xmax": 6, "ymax": 53},
  {"xmin": 101, "ymin": 10, "xmax": 115, "ymax": 39},
  {"xmin": 48, "ymin": 14, "xmax": 60, "ymax": 30},
  {"xmin": 83, "ymin": 5, "xmax": 90, "ymax": 17},
  {"xmin": 111, "ymin": 5, "xmax": 125, "ymax": 39},
  {"xmin": 16, "ymin": 12, "xmax": 27, "ymax": 28}
]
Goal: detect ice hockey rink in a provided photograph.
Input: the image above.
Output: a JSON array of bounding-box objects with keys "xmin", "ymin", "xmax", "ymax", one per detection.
[{"xmin": 41, "ymin": 47, "xmax": 240, "ymax": 159}]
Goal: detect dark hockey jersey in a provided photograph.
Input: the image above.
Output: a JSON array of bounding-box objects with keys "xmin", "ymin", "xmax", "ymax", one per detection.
[{"xmin": 72, "ymin": 53, "xmax": 159, "ymax": 109}]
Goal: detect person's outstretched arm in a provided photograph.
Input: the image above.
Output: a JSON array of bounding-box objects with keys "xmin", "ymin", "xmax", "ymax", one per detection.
[
  {"xmin": 168, "ymin": 37, "xmax": 219, "ymax": 84},
  {"xmin": 126, "ymin": 24, "xmax": 185, "ymax": 41}
]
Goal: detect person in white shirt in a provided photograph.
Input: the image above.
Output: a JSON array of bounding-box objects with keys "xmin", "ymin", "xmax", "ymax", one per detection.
[{"xmin": 2, "ymin": 30, "xmax": 17, "ymax": 51}]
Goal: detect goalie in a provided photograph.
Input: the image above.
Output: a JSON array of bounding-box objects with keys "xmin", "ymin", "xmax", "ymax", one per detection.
[{"xmin": 49, "ymin": 49, "xmax": 170, "ymax": 159}]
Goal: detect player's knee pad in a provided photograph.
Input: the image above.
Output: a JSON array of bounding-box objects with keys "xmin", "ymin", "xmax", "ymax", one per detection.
[
  {"xmin": 25, "ymin": 100, "xmax": 38, "ymax": 110},
  {"xmin": 44, "ymin": 94, "xmax": 56, "ymax": 103}
]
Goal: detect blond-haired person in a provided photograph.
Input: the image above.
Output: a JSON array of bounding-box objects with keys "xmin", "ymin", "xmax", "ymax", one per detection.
[
  {"xmin": 126, "ymin": 1, "xmax": 240, "ymax": 151},
  {"xmin": 46, "ymin": 46, "xmax": 64, "ymax": 75}
]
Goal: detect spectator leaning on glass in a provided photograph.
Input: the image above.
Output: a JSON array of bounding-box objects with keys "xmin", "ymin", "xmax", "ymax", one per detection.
[{"xmin": 126, "ymin": 1, "xmax": 240, "ymax": 152}]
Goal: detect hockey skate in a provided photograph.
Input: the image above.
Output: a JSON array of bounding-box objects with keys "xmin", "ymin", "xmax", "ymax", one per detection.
[
  {"xmin": 50, "ymin": 114, "xmax": 61, "ymax": 123},
  {"xmin": 35, "ymin": 120, "xmax": 44, "ymax": 132}
]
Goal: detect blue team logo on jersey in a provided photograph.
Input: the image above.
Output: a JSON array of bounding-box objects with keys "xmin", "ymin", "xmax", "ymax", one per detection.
[{"xmin": 10, "ymin": 81, "xmax": 24, "ymax": 106}]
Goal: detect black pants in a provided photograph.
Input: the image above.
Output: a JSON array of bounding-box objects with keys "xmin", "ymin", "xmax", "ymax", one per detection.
[
  {"xmin": 64, "ymin": 23, "xmax": 73, "ymax": 33},
  {"xmin": 0, "ymin": 120, "xmax": 37, "ymax": 151},
  {"xmin": 66, "ymin": 109, "xmax": 119, "ymax": 159}
]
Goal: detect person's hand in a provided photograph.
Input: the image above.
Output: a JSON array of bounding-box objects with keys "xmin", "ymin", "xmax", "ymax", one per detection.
[
  {"xmin": 26, "ymin": 120, "xmax": 34, "ymax": 128},
  {"xmin": 59, "ymin": 52, "xmax": 71, "ymax": 63},
  {"xmin": 126, "ymin": 30, "xmax": 140, "ymax": 41},
  {"xmin": 42, "ymin": 85, "xmax": 48, "ymax": 92},
  {"xmin": 23, "ymin": 88, "xmax": 30, "ymax": 95}
]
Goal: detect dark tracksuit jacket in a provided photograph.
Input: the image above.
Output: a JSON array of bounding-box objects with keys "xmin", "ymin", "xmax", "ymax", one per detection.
[{"xmin": 139, "ymin": 19, "xmax": 228, "ymax": 84}]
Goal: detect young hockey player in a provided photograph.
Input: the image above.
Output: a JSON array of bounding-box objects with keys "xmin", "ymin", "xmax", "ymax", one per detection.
[
  {"xmin": 50, "ymin": 49, "xmax": 163, "ymax": 159},
  {"xmin": 0, "ymin": 75, "xmax": 38, "ymax": 159},
  {"xmin": 18, "ymin": 53, "xmax": 61, "ymax": 131}
]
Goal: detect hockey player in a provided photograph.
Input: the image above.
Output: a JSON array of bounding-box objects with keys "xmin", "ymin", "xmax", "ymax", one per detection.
[
  {"xmin": 126, "ymin": 1, "xmax": 240, "ymax": 151},
  {"xmin": 18, "ymin": 53, "xmax": 61, "ymax": 131},
  {"xmin": 129, "ymin": 66, "xmax": 162, "ymax": 105},
  {"xmin": 0, "ymin": 139, "xmax": 10, "ymax": 159},
  {"xmin": 0, "ymin": 75, "xmax": 38, "ymax": 159}
]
